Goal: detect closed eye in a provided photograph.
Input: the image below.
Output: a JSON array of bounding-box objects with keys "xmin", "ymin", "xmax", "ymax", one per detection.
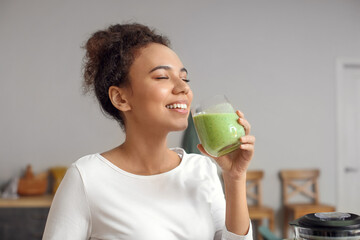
[{"xmin": 155, "ymin": 76, "xmax": 189, "ymax": 82}]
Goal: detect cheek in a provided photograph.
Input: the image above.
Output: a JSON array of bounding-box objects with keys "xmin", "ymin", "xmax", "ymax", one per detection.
[
  {"xmin": 149, "ymin": 83, "xmax": 171, "ymax": 98},
  {"xmin": 142, "ymin": 84, "xmax": 171, "ymax": 106}
]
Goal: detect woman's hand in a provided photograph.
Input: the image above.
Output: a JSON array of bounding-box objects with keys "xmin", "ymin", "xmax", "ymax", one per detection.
[
  {"xmin": 198, "ymin": 110, "xmax": 254, "ymax": 235},
  {"xmin": 197, "ymin": 110, "xmax": 255, "ymax": 181}
]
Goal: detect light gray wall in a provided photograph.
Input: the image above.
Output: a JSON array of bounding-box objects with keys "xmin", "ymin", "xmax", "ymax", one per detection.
[{"xmin": 1, "ymin": 0, "xmax": 360, "ymax": 232}]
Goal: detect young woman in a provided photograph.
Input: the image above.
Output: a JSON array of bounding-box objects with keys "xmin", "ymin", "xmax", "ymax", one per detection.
[{"xmin": 43, "ymin": 23, "xmax": 255, "ymax": 240}]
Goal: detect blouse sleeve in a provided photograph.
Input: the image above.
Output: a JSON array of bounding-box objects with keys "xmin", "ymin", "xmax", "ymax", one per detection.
[
  {"xmin": 43, "ymin": 164, "xmax": 91, "ymax": 240},
  {"xmin": 220, "ymin": 223, "xmax": 253, "ymax": 240},
  {"xmin": 208, "ymin": 159, "xmax": 253, "ymax": 240}
]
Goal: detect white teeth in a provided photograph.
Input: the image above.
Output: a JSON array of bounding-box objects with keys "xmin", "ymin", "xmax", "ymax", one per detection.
[{"xmin": 166, "ymin": 103, "xmax": 187, "ymax": 109}]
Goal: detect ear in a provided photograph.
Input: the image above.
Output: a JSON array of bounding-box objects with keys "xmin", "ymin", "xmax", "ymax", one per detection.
[{"xmin": 108, "ymin": 86, "xmax": 132, "ymax": 112}]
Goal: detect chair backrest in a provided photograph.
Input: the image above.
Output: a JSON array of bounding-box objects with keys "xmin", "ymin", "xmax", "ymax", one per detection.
[
  {"xmin": 280, "ymin": 169, "xmax": 320, "ymax": 205},
  {"xmin": 246, "ymin": 170, "xmax": 264, "ymax": 206}
]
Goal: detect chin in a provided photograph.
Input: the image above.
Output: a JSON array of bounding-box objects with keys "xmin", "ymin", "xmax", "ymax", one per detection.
[{"xmin": 171, "ymin": 122, "xmax": 189, "ymax": 132}]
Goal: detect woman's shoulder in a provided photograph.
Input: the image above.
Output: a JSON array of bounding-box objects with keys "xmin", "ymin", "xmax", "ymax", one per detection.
[
  {"xmin": 69, "ymin": 153, "xmax": 106, "ymax": 174},
  {"xmin": 174, "ymin": 148, "xmax": 218, "ymax": 174},
  {"xmin": 73, "ymin": 153, "xmax": 100, "ymax": 165},
  {"xmin": 175, "ymin": 148, "xmax": 222, "ymax": 188}
]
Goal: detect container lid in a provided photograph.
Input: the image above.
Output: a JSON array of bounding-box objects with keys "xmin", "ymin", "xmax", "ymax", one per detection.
[{"xmin": 290, "ymin": 212, "xmax": 360, "ymax": 230}]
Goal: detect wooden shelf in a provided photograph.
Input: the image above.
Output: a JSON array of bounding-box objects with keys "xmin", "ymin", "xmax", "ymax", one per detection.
[{"xmin": 0, "ymin": 194, "xmax": 53, "ymax": 208}]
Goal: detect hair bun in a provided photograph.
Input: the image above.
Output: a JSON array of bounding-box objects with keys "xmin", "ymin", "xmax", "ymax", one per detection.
[
  {"xmin": 82, "ymin": 30, "xmax": 111, "ymax": 90},
  {"xmin": 85, "ymin": 31, "xmax": 111, "ymax": 64}
]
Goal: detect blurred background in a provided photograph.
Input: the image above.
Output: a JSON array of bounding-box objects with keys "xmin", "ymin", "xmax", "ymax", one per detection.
[{"xmin": 1, "ymin": 0, "xmax": 359, "ymax": 238}]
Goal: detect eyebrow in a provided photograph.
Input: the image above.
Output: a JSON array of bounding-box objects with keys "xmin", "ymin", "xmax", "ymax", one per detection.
[{"xmin": 149, "ymin": 65, "xmax": 188, "ymax": 74}]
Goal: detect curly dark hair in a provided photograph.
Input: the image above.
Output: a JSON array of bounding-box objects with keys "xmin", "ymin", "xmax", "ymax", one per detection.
[{"xmin": 82, "ymin": 23, "xmax": 170, "ymax": 129}]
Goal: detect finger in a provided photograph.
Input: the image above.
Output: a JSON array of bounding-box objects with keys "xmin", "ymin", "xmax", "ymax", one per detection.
[
  {"xmin": 240, "ymin": 135, "xmax": 256, "ymax": 144},
  {"xmin": 239, "ymin": 143, "xmax": 255, "ymax": 151},
  {"xmin": 238, "ymin": 117, "xmax": 251, "ymax": 135},
  {"xmin": 236, "ymin": 110, "xmax": 245, "ymax": 118}
]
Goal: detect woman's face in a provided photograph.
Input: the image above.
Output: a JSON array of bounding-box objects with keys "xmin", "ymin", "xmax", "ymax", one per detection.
[{"xmin": 125, "ymin": 43, "xmax": 193, "ymax": 133}]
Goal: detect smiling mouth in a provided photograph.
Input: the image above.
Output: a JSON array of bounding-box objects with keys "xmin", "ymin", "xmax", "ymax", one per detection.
[{"xmin": 165, "ymin": 103, "xmax": 188, "ymax": 109}]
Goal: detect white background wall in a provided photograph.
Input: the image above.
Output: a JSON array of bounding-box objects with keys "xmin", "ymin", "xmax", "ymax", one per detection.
[{"xmin": 1, "ymin": 0, "xmax": 360, "ymax": 234}]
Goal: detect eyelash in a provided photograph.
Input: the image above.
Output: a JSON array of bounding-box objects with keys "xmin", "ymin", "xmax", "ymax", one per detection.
[{"xmin": 155, "ymin": 77, "xmax": 190, "ymax": 83}]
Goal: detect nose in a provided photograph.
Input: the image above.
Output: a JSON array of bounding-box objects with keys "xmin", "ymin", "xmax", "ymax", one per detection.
[{"xmin": 172, "ymin": 77, "xmax": 190, "ymax": 95}]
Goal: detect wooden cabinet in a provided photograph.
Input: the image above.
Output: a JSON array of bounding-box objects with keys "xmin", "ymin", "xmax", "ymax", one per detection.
[
  {"xmin": 0, "ymin": 195, "xmax": 52, "ymax": 240},
  {"xmin": 0, "ymin": 207, "xmax": 49, "ymax": 239}
]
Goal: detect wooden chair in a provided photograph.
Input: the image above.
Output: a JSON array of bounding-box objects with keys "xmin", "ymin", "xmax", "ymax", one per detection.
[
  {"xmin": 280, "ymin": 169, "xmax": 335, "ymax": 238},
  {"xmin": 246, "ymin": 170, "xmax": 275, "ymax": 240}
]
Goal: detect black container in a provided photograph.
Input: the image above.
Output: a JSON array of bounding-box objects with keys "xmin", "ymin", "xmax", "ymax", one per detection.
[{"xmin": 290, "ymin": 212, "xmax": 360, "ymax": 239}]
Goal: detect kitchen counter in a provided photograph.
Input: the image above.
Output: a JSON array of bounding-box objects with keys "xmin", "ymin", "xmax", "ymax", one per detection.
[
  {"xmin": 0, "ymin": 194, "xmax": 53, "ymax": 208},
  {"xmin": 0, "ymin": 195, "xmax": 53, "ymax": 239}
]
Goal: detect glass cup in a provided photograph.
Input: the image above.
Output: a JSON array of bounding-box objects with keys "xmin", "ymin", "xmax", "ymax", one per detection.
[{"xmin": 192, "ymin": 94, "xmax": 245, "ymax": 157}]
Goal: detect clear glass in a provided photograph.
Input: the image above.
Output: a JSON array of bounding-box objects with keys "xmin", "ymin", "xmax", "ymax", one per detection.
[
  {"xmin": 191, "ymin": 95, "xmax": 245, "ymax": 157},
  {"xmin": 293, "ymin": 227, "xmax": 360, "ymax": 240},
  {"xmin": 314, "ymin": 212, "xmax": 351, "ymax": 221}
]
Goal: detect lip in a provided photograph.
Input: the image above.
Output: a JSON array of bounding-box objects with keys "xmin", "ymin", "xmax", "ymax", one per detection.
[{"xmin": 169, "ymin": 108, "xmax": 189, "ymax": 114}]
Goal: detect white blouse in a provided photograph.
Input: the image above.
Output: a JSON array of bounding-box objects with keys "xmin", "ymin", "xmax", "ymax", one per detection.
[{"xmin": 43, "ymin": 148, "xmax": 252, "ymax": 240}]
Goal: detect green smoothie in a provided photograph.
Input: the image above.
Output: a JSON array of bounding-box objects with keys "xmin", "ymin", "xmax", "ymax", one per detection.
[{"xmin": 193, "ymin": 112, "xmax": 245, "ymax": 157}]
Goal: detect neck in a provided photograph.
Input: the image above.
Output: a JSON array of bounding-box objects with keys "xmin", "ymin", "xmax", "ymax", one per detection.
[{"xmin": 117, "ymin": 124, "xmax": 179, "ymax": 175}]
